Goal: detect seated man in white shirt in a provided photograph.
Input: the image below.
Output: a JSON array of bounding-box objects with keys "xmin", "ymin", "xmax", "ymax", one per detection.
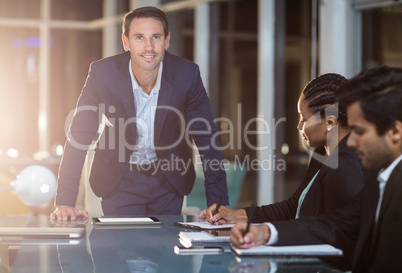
[{"xmin": 230, "ymin": 66, "xmax": 402, "ymax": 273}]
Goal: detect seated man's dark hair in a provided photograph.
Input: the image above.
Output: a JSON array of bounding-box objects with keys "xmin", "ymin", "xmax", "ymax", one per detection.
[{"xmin": 336, "ymin": 66, "xmax": 402, "ymax": 135}]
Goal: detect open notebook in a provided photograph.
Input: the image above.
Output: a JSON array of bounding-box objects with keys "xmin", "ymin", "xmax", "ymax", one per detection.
[{"xmin": 0, "ymin": 216, "xmax": 85, "ymax": 239}]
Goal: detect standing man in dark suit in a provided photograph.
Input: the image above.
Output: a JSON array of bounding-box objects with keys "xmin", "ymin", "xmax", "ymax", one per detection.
[
  {"xmin": 230, "ymin": 66, "xmax": 402, "ymax": 272},
  {"xmin": 50, "ymin": 6, "xmax": 228, "ymax": 220}
]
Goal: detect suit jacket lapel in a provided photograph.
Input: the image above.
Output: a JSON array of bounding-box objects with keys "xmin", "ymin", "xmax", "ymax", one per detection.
[
  {"xmin": 377, "ymin": 160, "xmax": 402, "ymax": 221},
  {"xmin": 117, "ymin": 53, "xmax": 137, "ymax": 137},
  {"xmin": 154, "ymin": 55, "xmax": 174, "ymax": 146}
]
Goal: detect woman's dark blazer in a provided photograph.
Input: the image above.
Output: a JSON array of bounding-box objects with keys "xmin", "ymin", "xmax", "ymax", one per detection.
[{"xmin": 245, "ymin": 135, "xmax": 365, "ymax": 222}]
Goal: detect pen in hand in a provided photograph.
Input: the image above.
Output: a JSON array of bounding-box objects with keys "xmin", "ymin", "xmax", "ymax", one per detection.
[
  {"xmin": 244, "ymin": 202, "xmax": 256, "ymax": 236},
  {"xmin": 211, "ymin": 196, "xmax": 222, "ymax": 225}
]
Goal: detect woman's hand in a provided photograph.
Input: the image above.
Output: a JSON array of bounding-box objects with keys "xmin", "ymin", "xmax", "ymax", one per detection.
[{"xmin": 199, "ymin": 204, "xmax": 247, "ymax": 225}]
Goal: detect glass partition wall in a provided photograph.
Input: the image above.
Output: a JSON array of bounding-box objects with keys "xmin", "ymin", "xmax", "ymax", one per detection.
[{"xmin": 361, "ymin": 3, "xmax": 402, "ymax": 69}]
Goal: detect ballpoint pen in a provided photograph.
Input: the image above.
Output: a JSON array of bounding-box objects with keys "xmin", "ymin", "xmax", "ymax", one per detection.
[
  {"xmin": 211, "ymin": 196, "xmax": 222, "ymax": 225},
  {"xmin": 244, "ymin": 202, "xmax": 256, "ymax": 235}
]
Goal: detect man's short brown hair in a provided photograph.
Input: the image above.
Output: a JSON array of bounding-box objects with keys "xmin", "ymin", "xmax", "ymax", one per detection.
[{"xmin": 122, "ymin": 6, "xmax": 169, "ymax": 38}]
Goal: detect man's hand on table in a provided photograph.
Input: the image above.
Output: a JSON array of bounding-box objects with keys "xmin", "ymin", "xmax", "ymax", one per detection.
[{"xmin": 50, "ymin": 206, "xmax": 88, "ymax": 222}]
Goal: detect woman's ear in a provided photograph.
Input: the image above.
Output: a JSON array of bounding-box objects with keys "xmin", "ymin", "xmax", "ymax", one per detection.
[{"xmin": 326, "ymin": 115, "xmax": 338, "ymax": 131}]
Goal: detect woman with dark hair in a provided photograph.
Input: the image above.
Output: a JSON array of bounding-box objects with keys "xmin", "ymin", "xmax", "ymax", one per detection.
[{"xmin": 200, "ymin": 73, "xmax": 366, "ymax": 223}]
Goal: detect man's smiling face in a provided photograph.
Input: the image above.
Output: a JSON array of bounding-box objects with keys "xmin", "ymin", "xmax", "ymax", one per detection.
[{"xmin": 122, "ymin": 17, "xmax": 170, "ymax": 74}]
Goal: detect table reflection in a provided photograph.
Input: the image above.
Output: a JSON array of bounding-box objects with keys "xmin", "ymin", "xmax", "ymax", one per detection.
[{"xmin": 3, "ymin": 216, "xmax": 345, "ymax": 273}]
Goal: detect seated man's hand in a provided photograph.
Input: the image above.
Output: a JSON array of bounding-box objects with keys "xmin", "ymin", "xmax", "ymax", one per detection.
[
  {"xmin": 230, "ymin": 222, "xmax": 271, "ymax": 249},
  {"xmin": 50, "ymin": 206, "xmax": 88, "ymax": 222},
  {"xmin": 199, "ymin": 205, "xmax": 247, "ymax": 225}
]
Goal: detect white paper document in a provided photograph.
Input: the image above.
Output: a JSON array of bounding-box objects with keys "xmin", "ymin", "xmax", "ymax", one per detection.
[
  {"xmin": 175, "ymin": 221, "xmax": 234, "ymax": 230},
  {"xmin": 232, "ymin": 244, "xmax": 343, "ymax": 256}
]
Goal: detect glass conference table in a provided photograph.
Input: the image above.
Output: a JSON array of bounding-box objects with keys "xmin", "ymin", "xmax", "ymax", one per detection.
[{"xmin": 0, "ymin": 215, "xmax": 345, "ymax": 273}]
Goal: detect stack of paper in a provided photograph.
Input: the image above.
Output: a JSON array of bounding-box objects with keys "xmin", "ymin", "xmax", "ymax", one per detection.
[{"xmin": 179, "ymin": 231, "xmax": 230, "ymax": 248}]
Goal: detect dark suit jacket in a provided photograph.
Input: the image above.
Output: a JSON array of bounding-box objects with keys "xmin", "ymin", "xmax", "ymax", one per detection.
[
  {"xmin": 55, "ymin": 51, "xmax": 228, "ymax": 207},
  {"xmin": 272, "ymin": 159, "xmax": 402, "ymax": 272},
  {"xmin": 245, "ymin": 135, "xmax": 365, "ymax": 222}
]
